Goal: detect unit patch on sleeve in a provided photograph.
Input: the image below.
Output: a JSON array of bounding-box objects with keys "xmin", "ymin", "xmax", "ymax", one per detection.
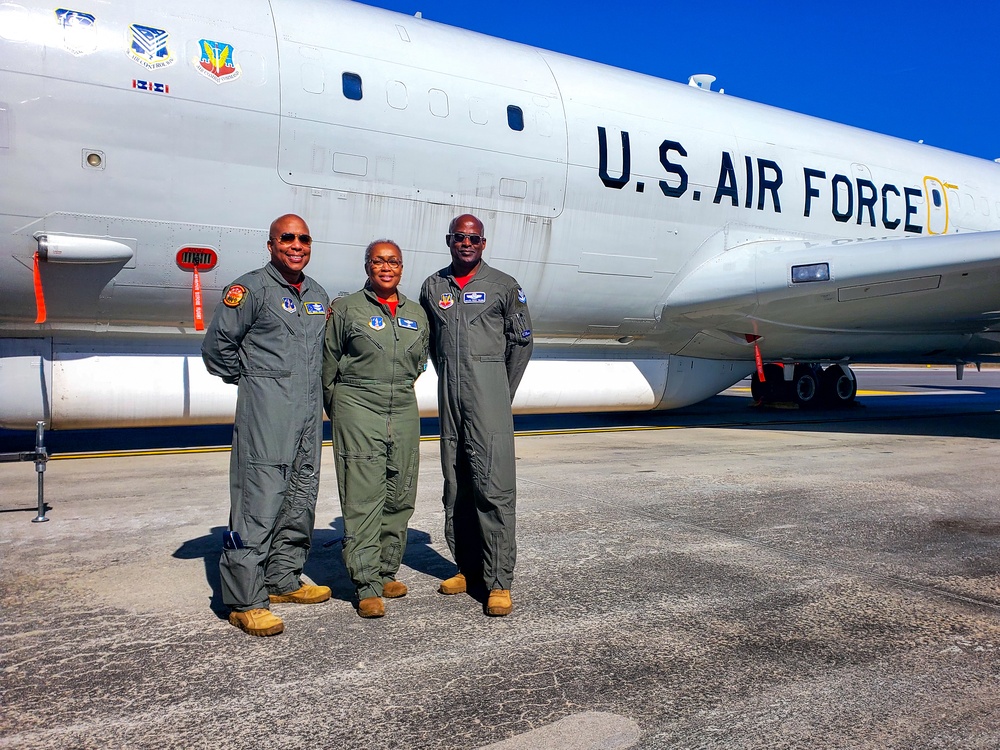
[
  {"xmin": 518, "ymin": 288, "xmax": 527, "ymax": 304},
  {"xmin": 304, "ymin": 302, "xmax": 326, "ymax": 315},
  {"xmin": 223, "ymin": 284, "xmax": 246, "ymax": 307},
  {"xmin": 462, "ymin": 291, "xmax": 487, "ymax": 304},
  {"xmin": 397, "ymin": 317, "xmax": 418, "ymax": 330}
]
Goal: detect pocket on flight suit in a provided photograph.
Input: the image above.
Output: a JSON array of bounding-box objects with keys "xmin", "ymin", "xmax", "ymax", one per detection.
[
  {"xmin": 240, "ymin": 459, "xmax": 289, "ymax": 547},
  {"xmin": 485, "ymin": 432, "xmax": 516, "ymax": 497}
]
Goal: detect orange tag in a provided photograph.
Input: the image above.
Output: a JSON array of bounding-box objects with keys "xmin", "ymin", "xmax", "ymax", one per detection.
[
  {"xmin": 192, "ymin": 265, "xmax": 204, "ymax": 331},
  {"xmin": 33, "ymin": 252, "xmax": 47, "ymax": 324},
  {"xmin": 754, "ymin": 342, "xmax": 765, "ymax": 381}
]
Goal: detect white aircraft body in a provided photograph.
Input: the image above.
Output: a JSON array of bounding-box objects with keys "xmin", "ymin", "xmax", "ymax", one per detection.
[{"xmin": 2, "ymin": 0, "xmax": 1000, "ymax": 430}]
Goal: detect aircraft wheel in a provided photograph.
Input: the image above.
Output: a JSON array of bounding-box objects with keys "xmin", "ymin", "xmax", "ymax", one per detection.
[
  {"xmin": 820, "ymin": 365, "xmax": 857, "ymax": 406},
  {"xmin": 792, "ymin": 364, "xmax": 822, "ymax": 407},
  {"xmin": 751, "ymin": 363, "xmax": 787, "ymax": 403}
]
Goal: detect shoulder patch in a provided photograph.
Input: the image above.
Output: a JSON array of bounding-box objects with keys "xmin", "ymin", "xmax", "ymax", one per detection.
[{"xmin": 223, "ymin": 284, "xmax": 246, "ymax": 307}]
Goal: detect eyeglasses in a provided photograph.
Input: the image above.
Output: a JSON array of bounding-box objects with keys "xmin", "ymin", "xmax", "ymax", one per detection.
[
  {"xmin": 447, "ymin": 232, "xmax": 484, "ymax": 245},
  {"xmin": 368, "ymin": 257, "xmax": 401, "ymax": 268},
  {"xmin": 271, "ymin": 233, "xmax": 313, "ymax": 246}
]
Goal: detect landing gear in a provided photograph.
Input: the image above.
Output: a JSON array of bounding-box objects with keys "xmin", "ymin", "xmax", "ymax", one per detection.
[{"xmin": 750, "ymin": 363, "xmax": 856, "ymax": 408}]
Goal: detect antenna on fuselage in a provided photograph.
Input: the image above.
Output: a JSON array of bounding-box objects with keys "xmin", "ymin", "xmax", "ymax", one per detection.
[{"xmin": 688, "ymin": 74, "xmax": 723, "ymax": 94}]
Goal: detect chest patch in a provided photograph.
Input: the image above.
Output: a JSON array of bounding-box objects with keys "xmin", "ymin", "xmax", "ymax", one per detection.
[
  {"xmin": 438, "ymin": 293, "xmax": 455, "ymax": 310},
  {"xmin": 281, "ymin": 297, "xmax": 296, "ymax": 313},
  {"xmin": 369, "ymin": 316, "xmax": 386, "ymax": 331},
  {"xmin": 304, "ymin": 302, "xmax": 326, "ymax": 315},
  {"xmin": 397, "ymin": 317, "xmax": 418, "ymax": 330},
  {"xmin": 462, "ymin": 291, "xmax": 486, "ymax": 304}
]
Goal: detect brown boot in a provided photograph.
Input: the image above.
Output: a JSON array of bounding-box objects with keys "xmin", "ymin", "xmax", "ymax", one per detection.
[
  {"xmin": 486, "ymin": 589, "xmax": 513, "ymax": 617},
  {"xmin": 438, "ymin": 572, "xmax": 467, "ymax": 595},
  {"xmin": 357, "ymin": 596, "xmax": 385, "ymax": 618},
  {"xmin": 269, "ymin": 583, "xmax": 331, "ymax": 604},
  {"xmin": 382, "ymin": 580, "xmax": 408, "ymax": 598},
  {"xmin": 228, "ymin": 608, "xmax": 284, "ymax": 636}
]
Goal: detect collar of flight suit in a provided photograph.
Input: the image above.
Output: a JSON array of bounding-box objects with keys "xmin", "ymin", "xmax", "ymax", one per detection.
[
  {"xmin": 362, "ymin": 283, "xmax": 411, "ymax": 310},
  {"xmin": 264, "ymin": 260, "xmax": 312, "ymax": 294},
  {"xmin": 444, "ymin": 260, "xmax": 496, "ymax": 287}
]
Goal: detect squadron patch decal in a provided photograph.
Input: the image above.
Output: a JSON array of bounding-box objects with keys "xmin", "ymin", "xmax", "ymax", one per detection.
[
  {"xmin": 223, "ymin": 284, "xmax": 246, "ymax": 307},
  {"xmin": 281, "ymin": 297, "xmax": 296, "ymax": 313},
  {"xmin": 127, "ymin": 23, "xmax": 175, "ymax": 70},
  {"xmin": 54, "ymin": 9, "xmax": 97, "ymax": 56},
  {"xmin": 196, "ymin": 39, "xmax": 241, "ymax": 83},
  {"xmin": 369, "ymin": 316, "xmax": 386, "ymax": 331},
  {"xmin": 438, "ymin": 293, "xmax": 455, "ymax": 310},
  {"xmin": 518, "ymin": 288, "xmax": 527, "ymax": 304}
]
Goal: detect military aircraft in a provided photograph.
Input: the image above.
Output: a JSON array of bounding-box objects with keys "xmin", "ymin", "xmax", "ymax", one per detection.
[{"xmin": 3, "ymin": 0, "xmax": 1000, "ymax": 430}]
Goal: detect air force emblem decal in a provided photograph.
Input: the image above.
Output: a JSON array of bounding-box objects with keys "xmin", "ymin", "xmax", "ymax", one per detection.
[
  {"xmin": 369, "ymin": 316, "xmax": 386, "ymax": 331},
  {"xmin": 438, "ymin": 293, "xmax": 455, "ymax": 309}
]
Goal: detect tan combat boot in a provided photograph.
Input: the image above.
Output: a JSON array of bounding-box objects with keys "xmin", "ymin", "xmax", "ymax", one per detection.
[
  {"xmin": 486, "ymin": 589, "xmax": 513, "ymax": 617},
  {"xmin": 229, "ymin": 608, "xmax": 284, "ymax": 636},
  {"xmin": 357, "ymin": 596, "xmax": 385, "ymax": 618},
  {"xmin": 269, "ymin": 583, "xmax": 332, "ymax": 604},
  {"xmin": 382, "ymin": 580, "xmax": 408, "ymax": 598},
  {"xmin": 438, "ymin": 572, "xmax": 467, "ymax": 595}
]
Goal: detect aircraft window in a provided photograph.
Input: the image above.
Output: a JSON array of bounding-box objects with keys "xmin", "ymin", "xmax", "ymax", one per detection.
[
  {"xmin": 932, "ymin": 189, "xmax": 942, "ymax": 207},
  {"xmin": 342, "ymin": 72, "xmax": 362, "ymax": 101},
  {"xmin": 507, "ymin": 105, "xmax": 524, "ymax": 132},
  {"xmin": 469, "ymin": 97, "xmax": 488, "ymax": 125},
  {"xmin": 429, "ymin": 88, "xmax": 449, "ymax": 117},
  {"xmin": 386, "ymin": 80, "xmax": 407, "ymax": 110}
]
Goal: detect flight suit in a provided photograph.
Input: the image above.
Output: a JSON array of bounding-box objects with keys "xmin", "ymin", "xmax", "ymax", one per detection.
[
  {"xmin": 322, "ymin": 288, "xmax": 429, "ymax": 600},
  {"xmin": 202, "ymin": 263, "xmax": 329, "ymax": 612},
  {"xmin": 419, "ymin": 262, "xmax": 533, "ymax": 590}
]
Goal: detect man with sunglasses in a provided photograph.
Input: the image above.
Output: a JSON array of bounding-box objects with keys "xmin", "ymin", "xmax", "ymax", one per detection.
[
  {"xmin": 420, "ymin": 214, "xmax": 533, "ymax": 617},
  {"xmin": 202, "ymin": 214, "xmax": 332, "ymax": 637}
]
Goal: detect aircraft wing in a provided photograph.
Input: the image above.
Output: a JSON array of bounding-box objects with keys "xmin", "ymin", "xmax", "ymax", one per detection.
[{"xmin": 662, "ymin": 232, "xmax": 1000, "ymax": 346}]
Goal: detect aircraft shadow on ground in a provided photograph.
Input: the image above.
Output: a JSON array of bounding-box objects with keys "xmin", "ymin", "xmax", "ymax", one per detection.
[{"xmin": 172, "ymin": 521, "xmax": 453, "ymax": 617}]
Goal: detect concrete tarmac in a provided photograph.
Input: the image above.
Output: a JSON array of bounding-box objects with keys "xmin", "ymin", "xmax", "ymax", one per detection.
[{"xmin": 3, "ymin": 371, "xmax": 1000, "ymax": 749}]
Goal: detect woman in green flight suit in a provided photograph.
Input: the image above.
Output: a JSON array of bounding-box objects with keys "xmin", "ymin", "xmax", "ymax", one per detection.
[{"xmin": 322, "ymin": 240, "xmax": 429, "ymax": 618}]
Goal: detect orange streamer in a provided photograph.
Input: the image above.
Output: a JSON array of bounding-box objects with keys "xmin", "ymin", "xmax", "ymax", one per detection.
[
  {"xmin": 33, "ymin": 251, "xmax": 47, "ymax": 324},
  {"xmin": 192, "ymin": 265, "xmax": 204, "ymax": 331}
]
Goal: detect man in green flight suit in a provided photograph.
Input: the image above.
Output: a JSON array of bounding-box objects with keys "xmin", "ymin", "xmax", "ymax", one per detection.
[
  {"xmin": 202, "ymin": 214, "xmax": 332, "ymax": 637},
  {"xmin": 323, "ymin": 240, "xmax": 429, "ymax": 618},
  {"xmin": 420, "ymin": 214, "xmax": 533, "ymax": 617}
]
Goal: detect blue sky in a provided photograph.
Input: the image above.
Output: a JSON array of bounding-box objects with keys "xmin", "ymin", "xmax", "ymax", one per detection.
[{"xmin": 359, "ymin": 0, "xmax": 1000, "ymax": 162}]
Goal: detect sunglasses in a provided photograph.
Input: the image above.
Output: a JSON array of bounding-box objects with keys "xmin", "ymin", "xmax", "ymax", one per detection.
[
  {"xmin": 447, "ymin": 232, "xmax": 485, "ymax": 245},
  {"xmin": 272, "ymin": 233, "xmax": 313, "ymax": 246}
]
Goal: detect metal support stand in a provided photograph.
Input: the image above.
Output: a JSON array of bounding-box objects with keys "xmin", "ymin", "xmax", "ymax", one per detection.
[
  {"xmin": 32, "ymin": 421, "xmax": 49, "ymax": 522},
  {"xmin": 0, "ymin": 420, "xmax": 50, "ymax": 522}
]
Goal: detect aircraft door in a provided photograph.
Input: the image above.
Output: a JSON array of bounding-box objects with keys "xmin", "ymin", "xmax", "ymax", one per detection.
[{"xmin": 923, "ymin": 176, "xmax": 951, "ymax": 234}]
